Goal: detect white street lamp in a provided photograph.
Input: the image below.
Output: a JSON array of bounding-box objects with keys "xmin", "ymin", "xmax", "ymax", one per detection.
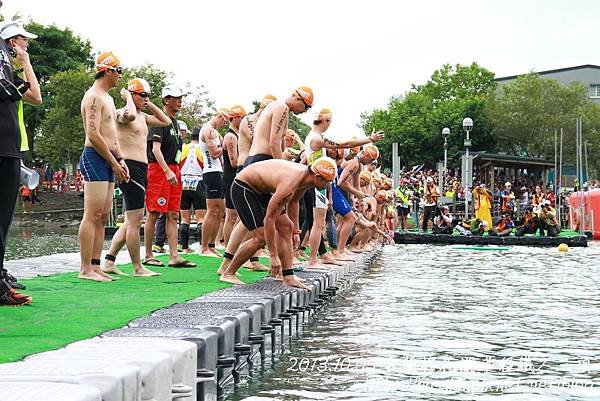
[{"xmin": 462, "ymin": 118, "xmax": 473, "ymax": 219}]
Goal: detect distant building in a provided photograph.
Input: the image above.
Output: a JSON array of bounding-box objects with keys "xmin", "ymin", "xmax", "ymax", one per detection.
[{"xmin": 495, "ymin": 64, "xmax": 600, "ymax": 104}]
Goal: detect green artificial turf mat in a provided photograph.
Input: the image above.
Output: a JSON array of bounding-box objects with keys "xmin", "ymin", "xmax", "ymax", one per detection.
[{"xmin": 0, "ymin": 254, "xmax": 268, "ymax": 363}]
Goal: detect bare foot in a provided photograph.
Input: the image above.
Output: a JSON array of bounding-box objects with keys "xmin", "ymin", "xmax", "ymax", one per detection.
[
  {"xmin": 133, "ymin": 265, "xmax": 161, "ymax": 277},
  {"xmin": 94, "ymin": 267, "xmax": 116, "ymax": 281},
  {"xmin": 79, "ymin": 271, "xmax": 111, "ymax": 282},
  {"xmin": 320, "ymin": 255, "xmax": 344, "ymax": 266},
  {"xmin": 283, "ymin": 275, "xmax": 310, "ymax": 289},
  {"xmin": 209, "ymin": 247, "xmax": 222, "ymax": 257},
  {"xmin": 102, "ymin": 261, "xmax": 129, "ymax": 276},
  {"xmin": 332, "ymin": 252, "xmax": 354, "ymax": 261},
  {"xmin": 217, "ymin": 261, "xmax": 230, "ymax": 275},
  {"xmin": 248, "ymin": 261, "xmax": 270, "ymax": 272},
  {"xmin": 220, "ymin": 274, "xmax": 246, "ymax": 285},
  {"xmin": 199, "ymin": 250, "xmax": 221, "ymax": 258},
  {"xmin": 241, "ymin": 259, "xmax": 254, "ymax": 269}
]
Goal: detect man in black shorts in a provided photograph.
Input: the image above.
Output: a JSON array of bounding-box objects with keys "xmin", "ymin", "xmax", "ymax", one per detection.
[
  {"xmin": 102, "ymin": 78, "xmax": 171, "ymax": 276},
  {"xmin": 178, "ymin": 127, "xmax": 206, "ymax": 252},
  {"xmin": 220, "ymin": 157, "xmax": 337, "ymax": 289},
  {"xmin": 198, "ymin": 108, "xmax": 230, "ymax": 257}
]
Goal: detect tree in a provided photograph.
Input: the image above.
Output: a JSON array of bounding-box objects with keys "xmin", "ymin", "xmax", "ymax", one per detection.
[
  {"xmin": 487, "ymin": 73, "xmax": 600, "ymax": 176},
  {"xmin": 37, "ymin": 69, "xmax": 93, "ymax": 168},
  {"xmin": 177, "ymin": 83, "xmax": 215, "ymax": 131},
  {"xmin": 22, "ymin": 21, "xmax": 93, "ymax": 158},
  {"xmin": 361, "ymin": 63, "xmax": 497, "ymax": 170}
]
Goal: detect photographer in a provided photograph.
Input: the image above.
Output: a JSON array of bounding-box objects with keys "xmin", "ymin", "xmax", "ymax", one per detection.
[
  {"xmin": 515, "ymin": 207, "xmax": 537, "ymax": 236},
  {"xmin": 0, "ymin": 17, "xmax": 36, "ymax": 305},
  {"xmin": 455, "ymin": 217, "xmax": 486, "ymax": 236},
  {"xmin": 432, "ymin": 205, "xmax": 453, "ymax": 234},
  {"xmin": 538, "ymin": 200, "xmax": 559, "ymax": 237},
  {"xmin": 489, "ymin": 214, "xmax": 514, "ymax": 237}
]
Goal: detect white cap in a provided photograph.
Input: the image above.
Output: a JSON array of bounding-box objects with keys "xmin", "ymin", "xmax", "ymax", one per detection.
[
  {"xmin": 505, "ymin": 181, "xmax": 512, "ymax": 187},
  {"xmin": 178, "ymin": 120, "xmax": 188, "ymax": 132},
  {"xmin": 161, "ymin": 85, "xmax": 185, "ymax": 98},
  {"xmin": 426, "ymin": 176, "xmax": 433, "ymax": 183},
  {"xmin": 0, "ymin": 21, "xmax": 38, "ymax": 40},
  {"xmin": 543, "ymin": 199, "xmax": 551, "ymax": 205},
  {"xmin": 481, "ymin": 220, "xmax": 488, "ymax": 227}
]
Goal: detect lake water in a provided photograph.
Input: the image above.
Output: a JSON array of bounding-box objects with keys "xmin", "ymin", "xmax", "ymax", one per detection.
[{"xmin": 231, "ymin": 244, "xmax": 600, "ymax": 401}]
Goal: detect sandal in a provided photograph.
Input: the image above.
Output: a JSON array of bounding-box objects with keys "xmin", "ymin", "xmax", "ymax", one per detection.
[{"xmin": 142, "ymin": 257, "xmax": 165, "ymax": 267}]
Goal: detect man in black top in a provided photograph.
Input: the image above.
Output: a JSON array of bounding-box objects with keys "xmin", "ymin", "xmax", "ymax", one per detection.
[
  {"xmin": 143, "ymin": 84, "xmax": 195, "ymax": 268},
  {"xmin": 0, "ymin": 11, "xmax": 33, "ymax": 306}
]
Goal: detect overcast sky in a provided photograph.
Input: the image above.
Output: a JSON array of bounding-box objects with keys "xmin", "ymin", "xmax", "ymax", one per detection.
[{"xmin": 4, "ymin": 0, "xmax": 599, "ymax": 135}]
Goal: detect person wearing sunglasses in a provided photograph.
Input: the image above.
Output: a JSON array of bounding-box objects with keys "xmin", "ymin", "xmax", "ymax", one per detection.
[
  {"xmin": 245, "ymin": 86, "xmax": 314, "ymax": 166},
  {"xmin": 77, "ymin": 51, "xmax": 129, "ymax": 282},
  {"xmin": 101, "ymin": 78, "xmax": 171, "ymax": 277},
  {"xmin": 0, "ymin": 14, "xmax": 35, "ymax": 305}
]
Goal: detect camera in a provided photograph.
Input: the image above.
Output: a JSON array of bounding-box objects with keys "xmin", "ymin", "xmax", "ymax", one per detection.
[{"xmin": 0, "ymin": 79, "xmax": 23, "ymax": 102}]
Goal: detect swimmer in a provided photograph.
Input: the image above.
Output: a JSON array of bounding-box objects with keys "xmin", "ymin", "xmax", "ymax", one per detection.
[
  {"xmin": 220, "ymin": 157, "xmax": 338, "ymax": 289},
  {"xmin": 78, "ymin": 52, "xmax": 129, "ymax": 282},
  {"xmin": 102, "ymin": 78, "xmax": 171, "ymax": 277},
  {"xmin": 198, "ymin": 108, "xmax": 230, "ymax": 257}
]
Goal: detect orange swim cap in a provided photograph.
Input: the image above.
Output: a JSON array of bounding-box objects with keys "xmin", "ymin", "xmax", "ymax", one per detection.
[
  {"xmin": 375, "ymin": 190, "xmax": 387, "ymax": 203},
  {"xmin": 95, "ymin": 51, "xmax": 121, "ymax": 72},
  {"xmin": 310, "ymin": 156, "xmax": 337, "ymax": 182},
  {"xmin": 359, "ymin": 170, "xmax": 372, "ymax": 184},
  {"xmin": 316, "ymin": 108, "xmax": 332, "ymax": 122},
  {"xmin": 217, "ymin": 107, "xmax": 231, "ymax": 120},
  {"xmin": 230, "ymin": 104, "xmax": 247, "ymax": 119},
  {"xmin": 384, "ymin": 177, "xmax": 392, "ymax": 190},
  {"xmin": 260, "ymin": 94, "xmax": 277, "ymax": 108},
  {"xmin": 362, "ymin": 144, "xmax": 379, "ymax": 161},
  {"xmin": 127, "ymin": 78, "xmax": 150, "ymax": 94},
  {"xmin": 294, "ymin": 86, "xmax": 314, "ymax": 107}
]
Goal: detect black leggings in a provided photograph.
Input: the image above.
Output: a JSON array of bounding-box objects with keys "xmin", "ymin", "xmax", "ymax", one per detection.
[
  {"xmin": 299, "ymin": 189, "xmax": 327, "ymax": 255},
  {"xmin": 0, "ymin": 157, "xmax": 20, "ymax": 272}
]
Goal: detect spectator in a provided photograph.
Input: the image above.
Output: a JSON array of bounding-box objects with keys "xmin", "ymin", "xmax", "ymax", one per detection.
[
  {"xmin": 531, "ymin": 185, "xmax": 545, "ymax": 214},
  {"xmin": 421, "ymin": 176, "xmax": 439, "ymax": 231},
  {"xmin": 0, "ymin": 17, "xmax": 40, "ymax": 304},
  {"xmin": 500, "ymin": 181, "xmax": 515, "ymax": 217},
  {"xmin": 489, "ymin": 214, "xmax": 514, "ymax": 236},
  {"xmin": 515, "ymin": 207, "xmax": 538, "ymax": 236},
  {"xmin": 455, "ymin": 217, "xmax": 486, "ymax": 236},
  {"xmin": 538, "ymin": 200, "xmax": 559, "ymax": 236},
  {"xmin": 473, "ymin": 183, "xmax": 493, "ymax": 230},
  {"xmin": 395, "ymin": 178, "xmax": 410, "ymax": 232},
  {"xmin": 432, "ymin": 205, "xmax": 453, "ymax": 234}
]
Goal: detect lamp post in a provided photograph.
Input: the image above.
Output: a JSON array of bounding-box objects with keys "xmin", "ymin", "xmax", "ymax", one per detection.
[
  {"xmin": 441, "ymin": 127, "xmax": 450, "ymax": 187},
  {"xmin": 462, "ymin": 118, "xmax": 473, "ymax": 219}
]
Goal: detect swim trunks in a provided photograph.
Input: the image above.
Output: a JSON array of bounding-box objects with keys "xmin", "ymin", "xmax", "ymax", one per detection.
[
  {"xmin": 79, "ymin": 147, "xmax": 114, "ymax": 183},
  {"xmin": 243, "ymin": 153, "xmax": 273, "ymax": 169},
  {"xmin": 231, "ymin": 179, "xmax": 271, "ymax": 231},
  {"xmin": 118, "ymin": 159, "xmax": 147, "ymax": 211}
]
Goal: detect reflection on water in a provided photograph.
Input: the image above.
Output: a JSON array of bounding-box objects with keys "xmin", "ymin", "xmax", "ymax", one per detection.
[
  {"xmin": 6, "ymin": 227, "xmax": 109, "ymax": 261},
  {"xmin": 232, "ymin": 244, "xmax": 600, "ymax": 401}
]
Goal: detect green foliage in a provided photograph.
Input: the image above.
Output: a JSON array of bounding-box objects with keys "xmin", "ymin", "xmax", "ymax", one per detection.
[
  {"xmin": 362, "ymin": 63, "xmax": 497, "ymax": 170},
  {"xmin": 37, "ymin": 69, "xmax": 93, "ymax": 168},
  {"xmin": 487, "ymin": 73, "xmax": 600, "ymax": 176},
  {"xmin": 178, "ymin": 83, "xmax": 215, "ymax": 131},
  {"xmin": 21, "ymin": 21, "xmax": 93, "ymax": 157}
]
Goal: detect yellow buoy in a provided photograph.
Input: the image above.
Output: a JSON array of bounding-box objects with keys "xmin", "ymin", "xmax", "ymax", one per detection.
[{"xmin": 558, "ymin": 243, "xmax": 569, "ymax": 253}]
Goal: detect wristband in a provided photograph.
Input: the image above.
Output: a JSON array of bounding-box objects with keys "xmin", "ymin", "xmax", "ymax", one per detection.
[{"xmin": 293, "ymin": 230, "xmax": 301, "ymax": 235}]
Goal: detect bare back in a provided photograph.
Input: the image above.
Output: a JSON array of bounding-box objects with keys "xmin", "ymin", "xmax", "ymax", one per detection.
[
  {"xmin": 81, "ymin": 86, "xmax": 119, "ymax": 152},
  {"xmin": 237, "ymin": 114, "xmax": 256, "ymax": 166},
  {"xmin": 116, "ymin": 110, "xmax": 150, "ymax": 163},
  {"xmin": 237, "ymin": 159, "xmax": 308, "ymax": 196},
  {"xmin": 248, "ymin": 101, "xmax": 288, "ymax": 159}
]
